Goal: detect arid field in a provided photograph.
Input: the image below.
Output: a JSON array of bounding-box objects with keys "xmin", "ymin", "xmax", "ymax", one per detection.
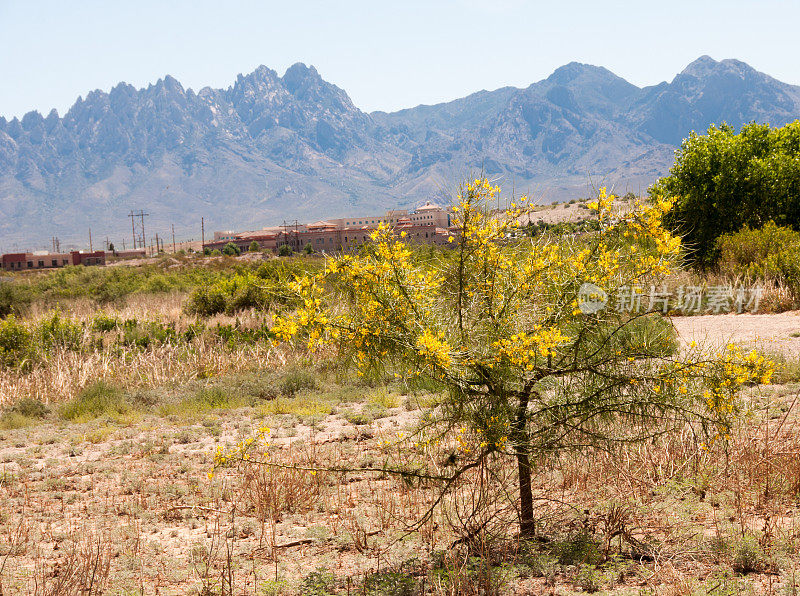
[{"xmin": 1, "ymin": 198, "xmax": 800, "ymax": 595}]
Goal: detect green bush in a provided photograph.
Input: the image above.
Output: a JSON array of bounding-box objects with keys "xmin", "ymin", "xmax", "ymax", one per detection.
[
  {"xmin": 0, "ymin": 281, "xmax": 32, "ymax": 318},
  {"xmin": 300, "ymin": 568, "xmax": 336, "ymax": 596},
  {"xmin": 731, "ymin": 535, "xmax": 769, "ymax": 574},
  {"xmin": 60, "ymin": 381, "xmax": 131, "ymax": 422},
  {"xmin": 248, "ymin": 241, "xmax": 260, "ymax": 252},
  {"xmin": 279, "ymin": 368, "xmax": 318, "ymax": 396},
  {"xmin": 654, "ymin": 120, "xmax": 800, "ymax": 266},
  {"xmin": 0, "ymin": 397, "xmax": 49, "ymax": 429},
  {"xmin": 0, "ymin": 316, "xmax": 36, "ymax": 369},
  {"xmin": 185, "ymin": 267, "xmax": 304, "ymax": 317},
  {"xmin": 363, "ymin": 571, "xmax": 416, "ymax": 595},
  {"xmin": 92, "ymin": 313, "xmax": 120, "ymax": 332},
  {"xmin": 550, "ymin": 532, "xmax": 604, "ymax": 566},
  {"xmin": 716, "ymin": 222, "xmax": 800, "ymax": 297},
  {"xmin": 222, "ymin": 242, "xmax": 241, "ymax": 256},
  {"xmin": 278, "ymin": 244, "xmax": 293, "ymax": 257},
  {"xmin": 9, "ymin": 397, "xmax": 49, "ymax": 419},
  {"xmin": 36, "ymin": 312, "xmax": 83, "ymax": 352}
]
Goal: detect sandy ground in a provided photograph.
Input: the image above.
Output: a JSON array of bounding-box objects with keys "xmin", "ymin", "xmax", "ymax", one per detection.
[{"xmin": 673, "ymin": 310, "xmax": 800, "ymax": 357}]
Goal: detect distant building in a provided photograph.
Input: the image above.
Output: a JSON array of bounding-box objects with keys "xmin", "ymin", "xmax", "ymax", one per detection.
[
  {"xmin": 1, "ymin": 250, "xmax": 106, "ymax": 272},
  {"xmin": 109, "ymin": 249, "xmax": 147, "ymax": 260},
  {"xmin": 203, "ymin": 203, "xmax": 455, "ymax": 254}
]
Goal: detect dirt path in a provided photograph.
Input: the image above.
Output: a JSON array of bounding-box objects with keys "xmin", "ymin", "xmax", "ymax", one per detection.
[{"xmin": 672, "ymin": 310, "xmax": 800, "ymax": 358}]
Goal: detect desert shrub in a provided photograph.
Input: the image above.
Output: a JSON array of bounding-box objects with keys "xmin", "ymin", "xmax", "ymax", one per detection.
[
  {"xmin": 716, "ymin": 222, "xmax": 800, "ymax": 298},
  {"xmin": 731, "ymin": 535, "xmax": 770, "ymax": 574},
  {"xmin": 35, "ymin": 311, "xmax": 84, "ymax": 352},
  {"xmin": 222, "ymin": 242, "xmax": 241, "ymax": 256},
  {"xmin": 303, "ymin": 242, "xmax": 314, "ymax": 255},
  {"xmin": 9, "ymin": 397, "xmax": 49, "ymax": 419},
  {"xmin": 279, "ymin": 368, "xmax": 317, "ymax": 396},
  {"xmin": 575, "ymin": 564, "xmax": 603, "ymax": 593},
  {"xmin": 551, "ymin": 532, "xmax": 604, "ymax": 566},
  {"xmin": 0, "ymin": 281, "xmax": 32, "ymax": 318},
  {"xmin": 185, "ymin": 268, "xmax": 301, "ymax": 317},
  {"xmin": 0, "ymin": 315, "xmax": 36, "ymax": 369},
  {"xmin": 92, "ymin": 313, "xmax": 120, "ymax": 332},
  {"xmin": 60, "ymin": 381, "xmax": 131, "ymax": 422},
  {"xmin": 185, "ymin": 282, "xmax": 228, "ymax": 317},
  {"xmin": 185, "ymin": 274, "xmax": 266, "ymax": 316},
  {"xmin": 0, "ymin": 411, "xmax": 37, "ymax": 429},
  {"xmin": 362, "ymin": 570, "xmax": 416, "ymax": 595},
  {"xmin": 248, "ymin": 241, "xmax": 260, "ymax": 252},
  {"xmin": 300, "ymin": 568, "xmax": 336, "ymax": 596},
  {"xmin": 0, "ymin": 397, "xmax": 49, "ymax": 429},
  {"xmin": 191, "ymin": 387, "xmax": 237, "ymax": 409},
  {"xmin": 278, "ymin": 244, "xmax": 293, "ymax": 257},
  {"xmin": 120, "ymin": 320, "xmax": 177, "ymax": 348}
]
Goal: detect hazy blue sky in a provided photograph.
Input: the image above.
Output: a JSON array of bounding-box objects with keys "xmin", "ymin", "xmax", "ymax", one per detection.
[{"xmin": 1, "ymin": 0, "xmax": 798, "ymax": 119}]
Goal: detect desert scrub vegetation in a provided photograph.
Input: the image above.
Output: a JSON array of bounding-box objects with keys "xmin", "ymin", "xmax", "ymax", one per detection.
[
  {"xmin": 227, "ymin": 179, "xmax": 776, "ymax": 547},
  {"xmin": 0, "ymin": 253, "xmax": 319, "ymax": 317},
  {"xmin": 656, "ymin": 120, "xmax": 800, "ymax": 266},
  {"xmin": 0, "ymin": 302, "xmax": 284, "ymax": 404},
  {"xmin": 2, "ymin": 180, "xmax": 800, "ymax": 592},
  {"xmin": 183, "ymin": 260, "xmax": 310, "ymax": 317},
  {"xmin": 715, "ymin": 222, "xmax": 800, "ymax": 302}
]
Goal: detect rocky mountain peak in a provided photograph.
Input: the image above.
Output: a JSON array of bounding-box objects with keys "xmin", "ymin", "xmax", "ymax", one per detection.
[{"xmin": 1, "ymin": 56, "xmax": 799, "ymax": 250}]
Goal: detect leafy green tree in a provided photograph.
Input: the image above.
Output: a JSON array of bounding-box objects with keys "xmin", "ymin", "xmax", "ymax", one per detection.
[
  {"xmin": 303, "ymin": 242, "xmax": 314, "ymax": 255},
  {"xmin": 278, "ymin": 244, "xmax": 293, "ymax": 257},
  {"xmin": 248, "ymin": 241, "xmax": 260, "ymax": 252},
  {"xmin": 652, "ymin": 120, "xmax": 800, "ymax": 267},
  {"xmin": 260, "ymin": 179, "xmax": 773, "ymax": 538},
  {"xmin": 222, "ymin": 242, "xmax": 241, "ymax": 256}
]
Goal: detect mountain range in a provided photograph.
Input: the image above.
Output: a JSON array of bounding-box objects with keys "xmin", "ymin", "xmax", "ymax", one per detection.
[{"xmin": 1, "ymin": 55, "xmax": 799, "ymax": 250}]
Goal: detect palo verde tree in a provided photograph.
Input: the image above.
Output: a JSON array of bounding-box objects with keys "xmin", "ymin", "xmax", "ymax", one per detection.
[{"xmin": 246, "ymin": 179, "xmax": 774, "ymax": 538}]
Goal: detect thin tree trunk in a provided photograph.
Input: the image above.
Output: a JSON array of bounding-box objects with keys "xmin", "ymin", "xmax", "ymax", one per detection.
[{"xmin": 514, "ymin": 392, "xmax": 536, "ymax": 538}]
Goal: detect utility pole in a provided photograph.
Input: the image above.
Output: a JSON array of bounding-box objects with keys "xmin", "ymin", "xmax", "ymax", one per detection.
[
  {"xmin": 89, "ymin": 228, "xmax": 93, "ymax": 252},
  {"xmin": 128, "ymin": 210, "xmax": 149, "ymax": 249},
  {"xmin": 201, "ymin": 217, "xmax": 205, "ymax": 249},
  {"xmin": 171, "ymin": 224, "xmax": 176, "ymax": 254}
]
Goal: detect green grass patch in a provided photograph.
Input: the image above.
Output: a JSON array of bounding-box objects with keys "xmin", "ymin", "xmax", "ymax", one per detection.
[
  {"xmin": 158, "ymin": 386, "xmax": 247, "ymax": 418},
  {"xmin": 60, "ymin": 381, "xmax": 133, "ymax": 423},
  {"xmin": 259, "ymin": 396, "xmax": 334, "ymax": 418}
]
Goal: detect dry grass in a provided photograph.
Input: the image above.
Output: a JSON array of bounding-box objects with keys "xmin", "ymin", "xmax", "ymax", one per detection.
[
  {"xmin": 0, "ymin": 380, "xmax": 798, "ymax": 593},
  {"xmin": 2, "ymin": 270, "xmax": 800, "ymax": 593}
]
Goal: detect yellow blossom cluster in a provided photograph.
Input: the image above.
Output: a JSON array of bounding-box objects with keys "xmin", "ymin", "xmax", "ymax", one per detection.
[
  {"xmin": 492, "ymin": 327, "xmax": 571, "ymax": 369},
  {"xmin": 416, "ymin": 328, "xmax": 452, "ymax": 369},
  {"xmin": 208, "ymin": 426, "xmax": 271, "ymax": 479}
]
